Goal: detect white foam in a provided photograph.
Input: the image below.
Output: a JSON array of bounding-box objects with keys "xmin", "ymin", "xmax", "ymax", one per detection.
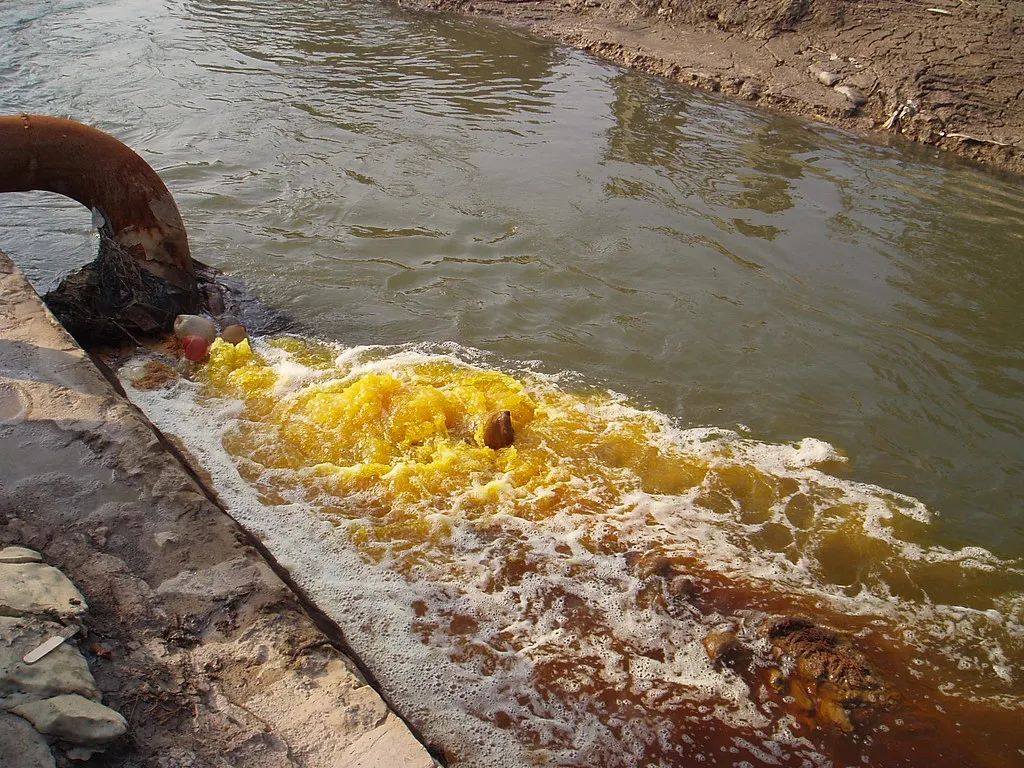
[{"xmin": 119, "ymin": 339, "xmax": 1024, "ymax": 764}]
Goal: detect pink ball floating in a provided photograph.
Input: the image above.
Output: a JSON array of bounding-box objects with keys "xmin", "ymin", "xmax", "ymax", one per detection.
[{"xmin": 182, "ymin": 335, "xmax": 211, "ymax": 362}]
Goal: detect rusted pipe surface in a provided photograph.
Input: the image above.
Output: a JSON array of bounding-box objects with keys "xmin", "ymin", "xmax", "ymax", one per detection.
[{"xmin": 0, "ymin": 114, "xmax": 195, "ymax": 293}]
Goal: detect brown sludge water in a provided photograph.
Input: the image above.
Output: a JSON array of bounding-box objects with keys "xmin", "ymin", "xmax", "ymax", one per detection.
[{"xmin": 2, "ymin": 1, "xmax": 1022, "ymax": 766}]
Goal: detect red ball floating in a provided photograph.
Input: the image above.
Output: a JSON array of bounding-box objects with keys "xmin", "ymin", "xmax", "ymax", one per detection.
[{"xmin": 182, "ymin": 335, "xmax": 210, "ymax": 362}]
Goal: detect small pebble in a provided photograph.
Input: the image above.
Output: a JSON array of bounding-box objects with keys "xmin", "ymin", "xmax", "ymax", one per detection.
[
  {"xmin": 173, "ymin": 314, "xmax": 216, "ymax": 343},
  {"xmin": 834, "ymin": 84, "xmax": 867, "ymax": 107},
  {"xmin": 221, "ymin": 324, "xmax": 248, "ymax": 344},
  {"xmin": 817, "ymin": 70, "xmax": 841, "ymax": 87}
]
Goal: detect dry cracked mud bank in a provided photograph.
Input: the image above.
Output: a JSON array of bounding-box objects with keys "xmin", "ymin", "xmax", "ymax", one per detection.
[{"xmin": 398, "ymin": 0, "xmax": 1024, "ymax": 175}]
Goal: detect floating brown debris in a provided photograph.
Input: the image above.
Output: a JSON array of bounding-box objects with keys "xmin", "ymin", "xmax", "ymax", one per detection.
[
  {"xmin": 763, "ymin": 616, "xmax": 890, "ymax": 732},
  {"xmin": 220, "ymin": 324, "xmax": 248, "ymax": 344},
  {"xmin": 482, "ymin": 410, "xmax": 514, "ymax": 449},
  {"xmin": 702, "ymin": 628, "xmax": 740, "ymax": 664},
  {"xmin": 129, "ymin": 360, "xmax": 179, "ymax": 391}
]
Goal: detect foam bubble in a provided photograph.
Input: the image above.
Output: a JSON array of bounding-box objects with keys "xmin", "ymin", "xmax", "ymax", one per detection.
[{"xmin": 119, "ymin": 337, "xmax": 1024, "ymax": 765}]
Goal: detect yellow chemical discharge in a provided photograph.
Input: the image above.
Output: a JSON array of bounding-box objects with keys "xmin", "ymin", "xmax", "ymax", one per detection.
[
  {"xmin": 197, "ymin": 336, "xmax": 1011, "ymax": 614},
  {"xmin": 136, "ymin": 335, "xmax": 1022, "ymax": 766},
  {"xmin": 203, "ymin": 338, "xmax": 711, "ymax": 545}
]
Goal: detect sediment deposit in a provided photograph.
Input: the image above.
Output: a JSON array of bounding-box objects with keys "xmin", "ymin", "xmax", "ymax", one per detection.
[{"xmin": 399, "ymin": 0, "xmax": 1024, "ymax": 173}]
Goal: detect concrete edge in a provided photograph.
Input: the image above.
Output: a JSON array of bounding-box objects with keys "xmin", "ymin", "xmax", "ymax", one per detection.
[{"xmin": 0, "ymin": 250, "xmax": 442, "ymax": 767}]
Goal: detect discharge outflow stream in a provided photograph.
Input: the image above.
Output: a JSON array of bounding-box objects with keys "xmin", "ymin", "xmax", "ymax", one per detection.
[{"xmin": 122, "ymin": 335, "xmax": 1024, "ymax": 767}]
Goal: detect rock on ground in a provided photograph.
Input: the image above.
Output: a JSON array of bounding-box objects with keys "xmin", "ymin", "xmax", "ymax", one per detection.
[
  {"xmin": 0, "ymin": 545, "xmax": 43, "ymax": 564},
  {"xmin": 0, "ymin": 711, "xmax": 56, "ymax": 768},
  {"xmin": 13, "ymin": 693, "xmax": 127, "ymax": 746},
  {"xmin": 0, "ymin": 617, "xmax": 99, "ymax": 708},
  {"xmin": 0, "ymin": 562, "xmax": 87, "ymax": 619}
]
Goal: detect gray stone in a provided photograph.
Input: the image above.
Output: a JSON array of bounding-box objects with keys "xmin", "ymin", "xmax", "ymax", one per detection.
[
  {"xmin": 0, "ymin": 711, "xmax": 56, "ymax": 768},
  {"xmin": 153, "ymin": 531, "xmax": 179, "ymax": 549},
  {"xmin": 65, "ymin": 746, "xmax": 102, "ymax": 761},
  {"xmin": 173, "ymin": 314, "xmax": 216, "ymax": 343},
  {"xmin": 808, "ymin": 63, "xmax": 843, "ymax": 87},
  {"xmin": 816, "ymin": 70, "xmax": 841, "ymax": 87},
  {"xmin": 834, "ymin": 84, "xmax": 867, "ymax": 107},
  {"xmin": 0, "ymin": 546, "xmax": 43, "ymax": 564},
  {"xmin": 13, "ymin": 694, "xmax": 127, "ymax": 746},
  {"xmin": 0, "ymin": 617, "xmax": 99, "ymax": 708},
  {"xmin": 0, "ymin": 562, "xmax": 87, "ymax": 618}
]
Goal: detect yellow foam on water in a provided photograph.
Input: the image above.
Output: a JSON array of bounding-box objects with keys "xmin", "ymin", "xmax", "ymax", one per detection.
[
  {"xmin": 202, "ymin": 337, "xmax": 711, "ymax": 547},
  {"xmin": 138, "ymin": 335, "xmax": 1022, "ymax": 733},
  {"xmin": 197, "ymin": 336, "xmax": 1017, "ymax": 615}
]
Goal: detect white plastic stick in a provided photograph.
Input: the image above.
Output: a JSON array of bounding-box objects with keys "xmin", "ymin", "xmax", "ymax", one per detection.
[{"xmin": 23, "ymin": 626, "xmax": 79, "ymax": 664}]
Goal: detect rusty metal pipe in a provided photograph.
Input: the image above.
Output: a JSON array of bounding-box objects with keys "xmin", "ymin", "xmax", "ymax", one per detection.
[{"xmin": 0, "ymin": 114, "xmax": 196, "ymax": 295}]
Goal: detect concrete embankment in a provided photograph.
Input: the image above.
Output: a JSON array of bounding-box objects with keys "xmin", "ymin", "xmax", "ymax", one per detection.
[{"xmin": 0, "ymin": 250, "xmax": 438, "ymax": 767}]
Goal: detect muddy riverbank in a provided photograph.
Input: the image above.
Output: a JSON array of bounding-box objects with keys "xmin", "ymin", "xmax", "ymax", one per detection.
[{"xmin": 398, "ymin": 0, "xmax": 1023, "ymax": 174}]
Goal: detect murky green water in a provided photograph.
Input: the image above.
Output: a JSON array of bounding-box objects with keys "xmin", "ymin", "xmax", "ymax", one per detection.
[{"xmin": 2, "ymin": 0, "xmax": 1022, "ymax": 600}]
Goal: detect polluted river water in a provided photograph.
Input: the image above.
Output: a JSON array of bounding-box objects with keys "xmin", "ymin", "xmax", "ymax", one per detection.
[{"xmin": 2, "ymin": 0, "xmax": 1023, "ymax": 765}]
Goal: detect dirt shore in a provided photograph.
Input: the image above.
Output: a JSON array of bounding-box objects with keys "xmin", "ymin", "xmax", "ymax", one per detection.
[{"xmin": 398, "ymin": 0, "xmax": 1023, "ymax": 174}]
